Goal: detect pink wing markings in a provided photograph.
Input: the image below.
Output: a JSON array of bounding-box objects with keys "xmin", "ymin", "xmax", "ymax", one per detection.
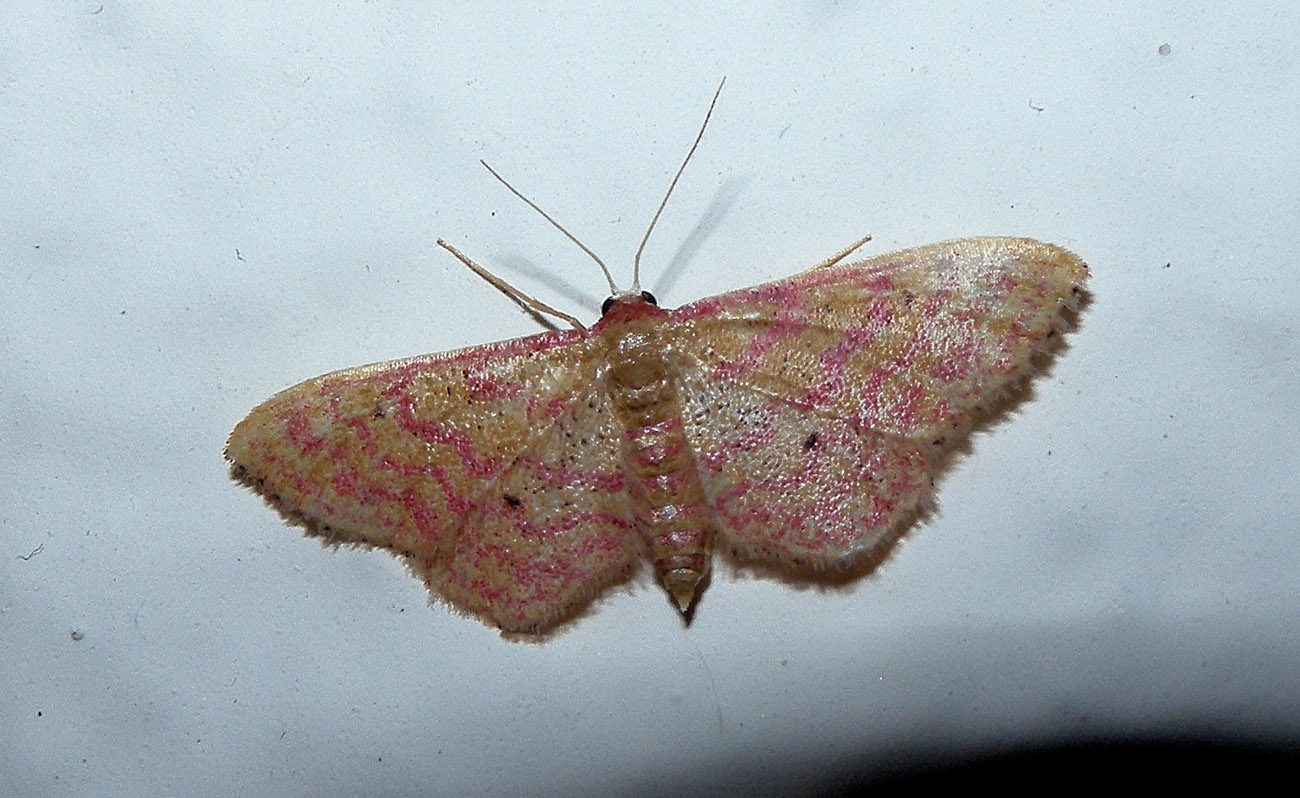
[
  {"xmin": 226, "ymin": 328, "xmax": 604, "ymax": 560},
  {"xmin": 418, "ymin": 384, "xmax": 640, "ymax": 634},
  {"xmin": 228, "ymin": 328, "xmax": 644, "ymax": 633},
  {"xmin": 674, "ymin": 362, "xmax": 930, "ymax": 570},
  {"xmin": 669, "ymin": 237, "xmax": 1088, "ymax": 448}
]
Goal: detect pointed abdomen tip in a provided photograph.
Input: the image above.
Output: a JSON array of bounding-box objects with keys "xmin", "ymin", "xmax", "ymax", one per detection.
[{"xmin": 662, "ymin": 567, "xmax": 703, "ymax": 613}]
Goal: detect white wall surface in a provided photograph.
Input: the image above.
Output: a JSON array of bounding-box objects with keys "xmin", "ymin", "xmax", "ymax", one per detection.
[{"xmin": 3, "ymin": 3, "xmax": 1297, "ymax": 795}]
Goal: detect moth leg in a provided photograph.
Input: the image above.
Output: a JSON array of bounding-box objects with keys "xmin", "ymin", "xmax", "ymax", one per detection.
[{"xmin": 808, "ymin": 234, "xmax": 873, "ymax": 271}]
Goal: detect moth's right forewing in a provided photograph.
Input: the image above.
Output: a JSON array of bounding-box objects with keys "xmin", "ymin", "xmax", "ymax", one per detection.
[{"xmin": 667, "ymin": 237, "xmax": 1087, "ymax": 447}]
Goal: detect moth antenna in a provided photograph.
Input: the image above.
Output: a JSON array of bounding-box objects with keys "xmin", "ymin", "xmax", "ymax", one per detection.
[
  {"xmin": 810, "ymin": 234, "xmax": 874, "ymax": 271},
  {"xmin": 478, "ymin": 160, "xmax": 619, "ymax": 296},
  {"xmin": 632, "ymin": 77, "xmax": 726, "ymax": 293},
  {"xmin": 436, "ymin": 238, "xmax": 587, "ymax": 331}
]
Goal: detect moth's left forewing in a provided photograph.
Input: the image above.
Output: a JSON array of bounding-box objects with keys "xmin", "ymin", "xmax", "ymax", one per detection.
[
  {"xmin": 225, "ymin": 330, "xmax": 604, "ymax": 555},
  {"xmin": 227, "ymin": 328, "xmax": 653, "ymax": 634},
  {"xmin": 668, "ymin": 237, "xmax": 1087, "ymax": 449}
]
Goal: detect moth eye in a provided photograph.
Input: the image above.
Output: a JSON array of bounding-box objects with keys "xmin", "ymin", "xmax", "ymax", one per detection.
[
  {"xmin": 601, "ymin": 296, "xmax": 616, "ymax": 315},
  {"xmin": 641, "ymin": 291, "xmax": 657, "ymax": 306}
]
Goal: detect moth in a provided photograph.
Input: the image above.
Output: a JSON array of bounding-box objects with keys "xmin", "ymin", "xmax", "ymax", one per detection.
[{"xmin": 226, "ymin": 85, "xmax": 1087, "ymax": 635}]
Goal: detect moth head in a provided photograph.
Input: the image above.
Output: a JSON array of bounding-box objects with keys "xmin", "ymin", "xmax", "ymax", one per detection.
[{"xmin": 601, "ymin": 291, "xmax": 658, "ymax": 316}]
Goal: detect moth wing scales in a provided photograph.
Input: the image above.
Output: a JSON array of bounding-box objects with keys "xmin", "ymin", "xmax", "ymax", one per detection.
[
  {"xmin": 226, "ymin": 329, "xmax": 640, "ymax": 633},
  {"xmin": 667, "ymin": 237, "xmax": 1088, "ymax": 449},
  {"xmin": 660, "ymin": 237, "xmax": 1086, "ymax": 570}
]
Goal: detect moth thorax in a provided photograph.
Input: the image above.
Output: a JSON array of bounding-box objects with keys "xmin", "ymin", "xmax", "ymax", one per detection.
[{"xmin": 606, "ymin": 350, "xmax": 675, "ymax": 416}]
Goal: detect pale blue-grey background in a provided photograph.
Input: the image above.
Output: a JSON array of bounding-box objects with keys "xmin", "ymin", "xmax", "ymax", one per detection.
[{"xmin": 3, "ymin": 2, "xmax": 1297, "ymax": 795}]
